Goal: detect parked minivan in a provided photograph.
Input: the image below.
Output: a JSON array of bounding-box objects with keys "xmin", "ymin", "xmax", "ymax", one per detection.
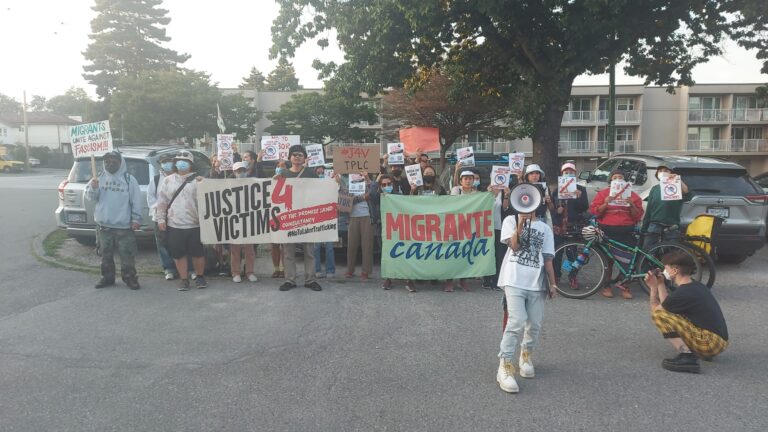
[
  {"xmin": 55, "ymin": 145, "xmax": 212, "ymax": 245},
  {"xmin": 578, "ymin": 154, "xmax": 768, "ymax": 263}
]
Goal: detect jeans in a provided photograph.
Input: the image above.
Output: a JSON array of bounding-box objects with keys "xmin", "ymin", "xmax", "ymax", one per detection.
[
  {"xmin": 499, "ymin": 286, "xmax": 546, "ymax": 359},
  {"xmin": 314, "ymin": 242, "xmax": 336, "ymax": 274},
  {"xmin": 643, "ymin": 222, "xmax": 680, "ymax": 251},
  {"xmin": 153, "ymin": 222, "xmax": 175, "ymax": 272}
]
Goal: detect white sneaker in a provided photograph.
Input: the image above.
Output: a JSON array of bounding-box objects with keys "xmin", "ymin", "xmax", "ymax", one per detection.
[
  {"xmin": 232, "ymin": 275, "xmax": 242, "ymax": 283},
  {"xmin": 316, "ymin": 272, "xmax": 326, "ymax": 279},
  {"xmin": 164, "ymin": 270, "xmax": 175, "ymax": 281},
  {"xmin": 190, "ymin": 272, "xmax": 197, "ymax": 280},
  {"xmin": 496, "ymin": 358, "xmax": 519, "ymax": 393},
  {"xmin": 519, "ymin": 350, "xmax": 535, "ymax": 378},
  {"xmin": 247, "ymin": 274, "xmax": 258, "ymax": 282}
]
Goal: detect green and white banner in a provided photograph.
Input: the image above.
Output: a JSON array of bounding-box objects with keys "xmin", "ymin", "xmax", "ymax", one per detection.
[{"xmin": 381, "ymin": 194, "xmax": 496, "ymax": 280}]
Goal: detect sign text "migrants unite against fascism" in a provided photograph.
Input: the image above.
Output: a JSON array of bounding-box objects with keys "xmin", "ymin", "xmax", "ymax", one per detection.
[{"xmin": 70, "ymin": 121, "xmax": 113, "ymax": 158}]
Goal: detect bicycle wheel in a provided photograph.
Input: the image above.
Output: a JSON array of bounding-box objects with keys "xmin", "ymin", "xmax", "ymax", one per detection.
[
  {"xmin": 638, "ymin": 242, "xmax": 703, "ymax": 294},
  {"xmin": 683, "ymin": 241, "xmax": 716, "ymax": 289},
  {"xmin": 553, "ymin": 241, "xmax": 609, "ymax": 299}
]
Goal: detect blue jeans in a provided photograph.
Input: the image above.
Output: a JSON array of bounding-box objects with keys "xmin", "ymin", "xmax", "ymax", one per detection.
[
  {"xmin": 153, "ymin": 222, "xmax": 175, "ymax": 272},
  {"xmin": 643, "ymin": 222, "xmax": 680, "ymax": 251},
  {"xmin": 499, "ymin": 287, "xmax": 546, "ymax": 359},
  {"xmin": 314, "ymin": 242, "xmax": 335, "ymax": 274}
]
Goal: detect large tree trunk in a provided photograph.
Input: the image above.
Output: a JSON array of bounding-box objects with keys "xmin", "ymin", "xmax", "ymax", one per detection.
[{"xmin": 531, "ymin": 78, "xmax": 574, "ymax": 187}]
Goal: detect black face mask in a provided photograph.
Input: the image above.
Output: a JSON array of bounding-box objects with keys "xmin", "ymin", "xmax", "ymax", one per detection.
[
  {"xmin": 104, "ymin": 159, "xmax": 120, "ymax": 174},
  {"xmin": 423, "ymin": 175, "xmax": 435, "ymax": 184},
  {"xmin": 391, "ymin": 169, "xmax": 402, "ymax": 177}
]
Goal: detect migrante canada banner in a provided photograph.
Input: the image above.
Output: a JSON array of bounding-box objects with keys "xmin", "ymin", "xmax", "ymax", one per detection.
[
  {"xmin": 381, "ymin": 194, "xmax": 496, "ymax": 280},
  {"xmin": 197, "ymin": 178, "xmax": 339, "ymax": 244}
]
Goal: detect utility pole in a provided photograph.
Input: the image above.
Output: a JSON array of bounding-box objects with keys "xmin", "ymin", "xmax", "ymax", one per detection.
[
  {"xmin": 607, "ymin": 62, "xmax": 616, "ymax": 156},
  {"xmin": 22, "ymin": 91, "xmax": 30, "ymax": 171}
]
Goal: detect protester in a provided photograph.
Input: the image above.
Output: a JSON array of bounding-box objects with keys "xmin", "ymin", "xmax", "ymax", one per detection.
[
  {"xmin": 207, "ymin": 154, "xmax": 232, "ymax": 276},
  {"xmin": 85, "ymin": 151, "xmax": 142, "ymax": 290},
  {"xmin": 522, "ymin": 164, "xmax": 553, "ymax": 220},
  {"xmin": 410, "ymin": 165, "xmax": 446, "ymax": 196},
  {"xmin": 244, "ymin": 150, "xmax": 267, "ymax": 178},
  {"xmin": 550, "ymin": 162, "xmax": 590, "ymax": 288},
  {"xmin": 277, "ymin": 145, "xmax": 322, "ymax": 292},
  {"xmin": 641, "ymin": 165, "xmax": 690, "ymax": 250},
  {"xmin": 388, "ymin": 163, "xmax": 411, "ymax": 195},
  {"xmin": 344, "ymin": 171, "xmax": 375, "ymax": 281},
  {"xmin": 229, "ymin": 161, "xmax": 258, "ymax": 283},
  {"xmin": 156, "ymin": 150, "xmax": 207, "ymax": 291},
  {"xmin": 484, "ymin": 180, "xmax": 512, "ymax": 290},
  {"xmin": 496, "ymin": 207, "xmax": 557, "ymax": 394},
  {"xmin": 589, "ymin": 168, "xmax": 644, "ymax": 299},
  {"xmin": 148, "ymin": 154, "xmax": 178, "ymax": 280},
  {"xmin": 371, "ymin": 174, "xmax": 416, "ymax": 292},
  {"xmin": 314, "ymin": 165, "xmax": 336, "ymax": 278},
  {"xmin": 644, "ymin": 250, "xmax": 728, "ymax": 373},
  {"xmin": 448, "ymin": 170, "xmax": 478, "ymax": 292},
  {"xmin": 256, "ymin": 154, "xmax": 284, "ymax": 278}
]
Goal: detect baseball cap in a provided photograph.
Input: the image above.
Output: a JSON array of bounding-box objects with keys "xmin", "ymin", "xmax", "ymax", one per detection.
[
  {"xmin": 560, "ymin": 162, "xmax": 577, "ymax": 173},
  {"xmin": 460, "ymin": 170, "xmax": 475, "ymax": 178},
  {"xmin": 174, "ymin": 150, "xmax": 194, "ymax": 163},
  {"xmin": 233, "ymin": 161, "xmax": 247, "ymax": 171}
]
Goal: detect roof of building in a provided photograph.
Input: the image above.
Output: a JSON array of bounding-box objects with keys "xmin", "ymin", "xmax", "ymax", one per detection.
[{"xmin": 0, "ymin": 112, "xmax": 81, "ymax": 126}]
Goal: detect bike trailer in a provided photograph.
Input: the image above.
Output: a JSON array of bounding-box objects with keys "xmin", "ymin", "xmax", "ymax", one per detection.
[{"xmin": 685, "ymin": 214, "xmax": 723, "ymax": 255}]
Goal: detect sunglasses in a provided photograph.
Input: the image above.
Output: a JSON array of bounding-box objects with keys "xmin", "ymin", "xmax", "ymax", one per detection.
[{"xmin": 291, "ymin": 152, "xmax": 305, "ymax": 157}]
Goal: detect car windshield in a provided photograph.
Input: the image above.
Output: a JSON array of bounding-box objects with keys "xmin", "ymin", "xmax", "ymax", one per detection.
[
  {"xmin": 678, "ymin": 170, "xmax": 760, "ymax": 197},
  {"xmin": 69, "ymin": 158, "xmax": 150, "ymax": 185}
]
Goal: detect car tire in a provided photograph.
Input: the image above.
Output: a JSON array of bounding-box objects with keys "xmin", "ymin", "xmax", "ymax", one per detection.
[
  {"xmin": 717, "ymin": 253, "xmax": 748, "ymax": 264},
  {"xmin": 73, "ymin": 235, "xmax": 96, "ymax": 246}
]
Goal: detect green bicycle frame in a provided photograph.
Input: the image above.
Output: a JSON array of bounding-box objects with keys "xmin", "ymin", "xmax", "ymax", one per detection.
[{"xmin": 589, "ymin": 237, "xmax": 663, "ymax": 280}]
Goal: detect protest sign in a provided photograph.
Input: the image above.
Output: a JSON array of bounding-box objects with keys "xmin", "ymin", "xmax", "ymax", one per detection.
[
  {"xmin": 197, "ymin": 177, "xmax": 338, "ymax": 244},
  {"xmin": 610, "ymin": 180, "xmax": 632, "ymax": 206},
  {"xmin": 399, "ymin": 127, "xmax": 440, "ymax": 154},
  {"xmin": 388, "ymin": 142, "xmax": 405, "ymax": 165},
  {"xmin": 660, "ymin": 174, "xmax": 683, "ymax": 201},
  {"xmin": 306, "ymin": 144, "xmax": 325, "ymax": 167},
  {"xmin": 261, "ymin": 135, "xmax": 300, "ymax": 161},
  {"xmin": 334, "ymin": 145, "xmax": 380, "ymax": 174},
  {"xmin": 509, "ymin": 152, "xmax": 526, "ymax": 177},
  {"xmin": 381, "ymin": 194, "xmax": 496, "ymax": 280},
  {"xmin": 405, "ymin": 164, "xmax": 423, "ymax": 186},
  {"xmin": 338, "ymin": 192, "xmax": 355, "ymax": 213},
  {"xmin": 70, "ymin": 120, "xmax": 113, "ymax": 176},
  {"xmin": 348, "ymin": 173, "xmax": 366, "ymax": 195},
  {"xmin": 490, "ymin": 165, "xmax": 511, "ymax": 188},
  {"xmin": 456, "ymin": 146, "xmax": 475, "ymax": 167},
  {"xmin": 557, "ymin": 176, "xmax": 578, "ymax": 199},
  {"xmin": 217, "ymin": 134, "xmax": 235, "ymax": 171}
]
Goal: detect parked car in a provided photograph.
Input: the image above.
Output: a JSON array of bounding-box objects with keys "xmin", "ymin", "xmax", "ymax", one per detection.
[
  {"xmin": 578, "ymin": 154, "xmax": 768, "ymax": 263},
  {"xmin": 28, "ymin": 157, "xmax": 40, "ymax": 167},
  {"xmin": 0, "ymin": 155, "xmax": 25, "ymax": 173},
  {"xmin": 55, "ymin": 145, "xmax": 212, "ymax": 245},
  {"xmin": 754, "ymin": 171, "xmax": 768, "ymax": 193}
]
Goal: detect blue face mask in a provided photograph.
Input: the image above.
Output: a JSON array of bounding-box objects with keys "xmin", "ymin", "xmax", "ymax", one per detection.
[
  {"xmin": 473, "ymin": 180, "xmax": 481, "ymax": 187},
  {"xmin": 318, "ymin": 174, "xmax": 325, "ymax": 179},
  {"xmin": 243, "ymin": 160, "xmax": 251, "ymax": 169},
  {"xmin": 275, "ymin": 167, "xmax": 284, "ymax": 175},
  {"xmin": 176, "ymin": 160, "xmax": 191, "ymax": 171},
  {"xmin": 161, "ymin": 162, "xmax": 173, "ymax": 173},
  {"xmin": 382, "ymin": 185, "xmax": 393, "ymax": 193}
]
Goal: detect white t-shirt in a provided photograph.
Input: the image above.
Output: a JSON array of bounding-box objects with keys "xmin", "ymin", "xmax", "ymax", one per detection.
[{"xmin": 498, "ymin": 216, "xmax": 554, "ymax": 291}]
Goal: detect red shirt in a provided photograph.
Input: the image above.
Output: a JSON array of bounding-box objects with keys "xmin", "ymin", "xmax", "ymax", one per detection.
[{"xmin": 589, "ymin": 187, "xmax": 644, "ymax": 226}]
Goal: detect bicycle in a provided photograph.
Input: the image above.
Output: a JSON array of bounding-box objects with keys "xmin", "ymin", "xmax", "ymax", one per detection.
[
  {"xmin": 553, "ymin": 220, "xmax": 705, "ymax": 299},
  {"xmin": 642, "ymin": 223, "xmax": 716, "ymax": 293}
]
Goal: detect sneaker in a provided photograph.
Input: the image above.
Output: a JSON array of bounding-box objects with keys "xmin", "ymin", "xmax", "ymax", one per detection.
[
  {"xmin": 496, "ymin": 358, "xmax": 519, "ymax": 393},
  {"xmin": 232, "ymin": 274, "xmax": 242, "ymax": 283},
  {"xmin": 279, "ymin": 282, "xmax": 296, "ymax": 291},
  {"xmin": 178, "ymin": 279, "xmax": 190, "ymax": 291},
  {"xmin": 305, "ymin": 281, "xmax": 322, "ymax": 292},
  {"xmin": 126, "ymin": 278, "xmax": 141, "ymax": 290},
  {"xmin": 164, "ymin": 270, "xmax": 175, "ymax": 281},
  {"xmin": 271, "ymin": 270, "xmax": 281, "ymax": 278},
  {"xmin": 482, "ymin": 279, "xmax": 493, "ymax": 290},
  {"xmin": 382, "ymin": 279, "xmax": 392, "ymax": 290},
  {"xmin": 493, "ymin": 286, "xmax": 503, "ymax": 292},
  {"xmin": 326, "ymin": 272, "xmax": 335, "ymax": 279},
  {"xmin": 662, "ymin": 352, "xmax": 701, "ymax": 374},
  {"xmin": 247, "ymin": 274, "xmax": 258, "ymax": 283},
  {"xmin": 195, "ymin": 276, "xmax": 208, "ymax": 289},
  {"xmin": 405, "ymin": 281, "xmax": 416, "ymax": 293},
  {"xmin": 94, "ymin": 278, "xmax": 115, "ymax": 289},
  {"xmin": 519, "ymin": 350, "xmax": 535, "ymax": 378},
  {"xmin": 600, "ymin": 286, "xmax": 614, "ymax": 298},
  {"xmin": 316, "ymin": 272, "xmax": 326, "ymax": 279},
  {"xmin": 190, "ymin": 272, "xmax": 197, "ymax": 280}
]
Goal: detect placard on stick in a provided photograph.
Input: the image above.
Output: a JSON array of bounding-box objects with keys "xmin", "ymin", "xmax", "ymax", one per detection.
[
  {"xmin": 70, "ymin": 120, "xmax": 113, "ymax": 177},
  {"xmin": 333, "ymin": 145, "xmax": 380, "ymax": 174}
]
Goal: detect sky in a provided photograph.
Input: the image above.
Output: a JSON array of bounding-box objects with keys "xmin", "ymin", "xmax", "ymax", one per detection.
[{"xmin": 0, "ymin": 0, "xmax": 766, "ymax": 101}]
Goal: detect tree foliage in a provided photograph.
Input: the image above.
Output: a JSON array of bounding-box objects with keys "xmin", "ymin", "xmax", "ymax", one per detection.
[
  {"xmin": 265, "ymin": 92, "xmax": 377, "ymax": 144},
  {"xmin": 264, "ymin": 58, "xmax": 302, "ymax": 91},
  {"xmin": 272, "ymin": 0, "xmax": 768, "ymax": 179},
  {"xmin": 29, "ymin": 95, "xmax": 48, "ymax": 112},
  {"xmin": 0, "ymin": 93, "xmax": 22, "ymax": 115},
  {"xmin": 46, "ymin": 87, "xmax": 109, "ymax": 123},
  {"xmin": 239, "ymin": 67, "xmax": 267, "ymax": 90},
  {"xmin": 219, "ymin": 93, "xmax": 262, "ymax": 141},
  {"xmin": 82, "ymin": 0, "xmax": 189, "ymax": 98}
]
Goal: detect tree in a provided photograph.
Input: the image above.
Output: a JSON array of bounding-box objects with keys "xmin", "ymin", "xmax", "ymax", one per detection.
[
  {"xmin": 271, "ymin": 1, "xmax": 768, "ymax": 180},
  {"xmin": 29, "ymin": 95, "xmax": 48, "ymax": 112},
  {"xmin": 239, "ymin": 67, "xmax": 267, "ymax": 90},
  {"xmin": 82, "ymin": 0, "xmax": 189, "ymax": 98},
  {"xmin": 110, "ymin": 69, "xmax": 221, "ymax": 143},
  {"xmin": 265, "ymin": 92, "xmax": 377, "ymax": 144},
  {"xmin": 264, "ymin": 58, "xmax": 302, "ymax": 91},
  {"xmin": 46, "ymin": 87, "xmax": 109, "ymax": 122},
  {"xmin": 0, "ymin": 93, "xmax": 21, "ymax": 115},
  {"xmin": 381, "ymin": 68, "xmax": 513, "ymax": 169},
  {"xmin": 218, "ymin": 94, "xmax": 262, "ymax": 141}
]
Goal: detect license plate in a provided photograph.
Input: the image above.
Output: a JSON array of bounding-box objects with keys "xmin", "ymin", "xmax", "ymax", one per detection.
[
  {"xmin": 66, "ymin": 212, "xmax": 87, "ymax": 223},
  {"xmin": 706, "ymin": 206, "xmax": 729, "ymax": 218}
]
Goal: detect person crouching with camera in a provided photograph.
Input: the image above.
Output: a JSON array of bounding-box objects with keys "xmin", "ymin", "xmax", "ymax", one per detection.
[
  {"xmin": 644, "ymin": 250, "xmax": 728, "ymax": 374},
  {"xmin": 496, "ymin": 210, "xmax": 557, "ymax": 394}
]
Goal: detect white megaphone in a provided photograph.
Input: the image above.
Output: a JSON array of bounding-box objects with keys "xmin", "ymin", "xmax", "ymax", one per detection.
[{"xmin": 509, "ymin": 183, "xmax": 543, "ymax": 214}]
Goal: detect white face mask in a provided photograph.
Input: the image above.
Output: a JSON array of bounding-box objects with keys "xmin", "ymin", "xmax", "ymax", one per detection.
[{"xmin": 662, "ymin": 269, "xmax": 672, "ymax": 281}]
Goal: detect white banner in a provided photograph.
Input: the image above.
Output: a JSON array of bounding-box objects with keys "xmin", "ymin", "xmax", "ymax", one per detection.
[
  {"xmin": 70, "ymin": 120, "xmax": 113, "ymax": 158},
  {"xmin": 217, "ymin": 134, "xmax": 234, "ymax": 171},
  {"xmin": 197, "ymin": 177, "xmax": 338, "ymax": 244}
]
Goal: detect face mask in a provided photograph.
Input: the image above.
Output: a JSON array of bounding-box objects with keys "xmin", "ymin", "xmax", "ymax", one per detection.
[
  {"xmin": 235, "ymin": 171, "xmax": 247, "ymax": 178},
  {"xmin": 662, "ymin": 269, "xmax": 672, "ymax": 281},
  {"xmin": 104, "ymin": 159, "xmax": 120, "ymax": 174},
  {"xmin": 382, "ymin": 185, "xmax": 393, "ymax": 193},
  {"xmin": 275, "ymin": 167, "xmax": 284, "ymax": 175},
  {"xmin": 176, "ymin": 160, "xmax": 191, "ymax": 171},
  {"xmin": 473, "ymin": 180, "xmax": 481, "ymax": 187},
  {"xmin": 423, "ymin": 175, "xmax": 435, "ymax": 184},
  {"xmin": 563, "ymin": 172, "xmax": 576, "ymax": 178},
  {"xmin": 243, "ymin": 161, "xmax": 251, "ymax": 169},
  {"xmin": 317, "ymin": 174, "xmax": 325, "ymax": 179},
  {"xmin": 161, "ymin": 162, "xmax": 174, "ymax": 173}
]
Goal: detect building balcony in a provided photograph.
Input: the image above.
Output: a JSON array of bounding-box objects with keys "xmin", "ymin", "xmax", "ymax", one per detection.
[
  {"xmin": 597, "ymin": 110, "xmax": 641, "ymax": 123},
  {"xmin": 561, "ymin": 111, "xmax": 595, "ymax": 124},
  {"xmin": 596, "ymin": 140, "xmax": 640, "ymax": 153},
  {"xmin": 557, "ymin": 140, "xmax": 640, "ymax": 155},
  {"xmin": 730, "ymin": 108, "xmax": 768, "ymax": 123},
  {"xmin": 687, "ymin": 109, "xmax": 730, "ymax": 123},
  {"xmin": 686, "ymin": 139, "xmax": 768, "ymax": 153},
  {"xmin": 562, "ymin": 110, "xmax": 641, "ymax": 124}
]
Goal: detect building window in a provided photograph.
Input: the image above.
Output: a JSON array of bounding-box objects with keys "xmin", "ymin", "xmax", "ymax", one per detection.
[
  {"xmin": 689, "ymin": 96, "xmax": 721, "ymax": 110},
  {"xmin": 617, "ymin": 97, "xmax": 634, "ymax": 111},
  {"xmin": 569, "ymin": 97, "xmax": 591, "ymax": 112},
  {"xmin": 688, "ymin": 127, "xmax": 721, "ymax": 150},
  {"xmin": 615, "ymin": 127, "xmax": 634, "ymax": 141}
]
